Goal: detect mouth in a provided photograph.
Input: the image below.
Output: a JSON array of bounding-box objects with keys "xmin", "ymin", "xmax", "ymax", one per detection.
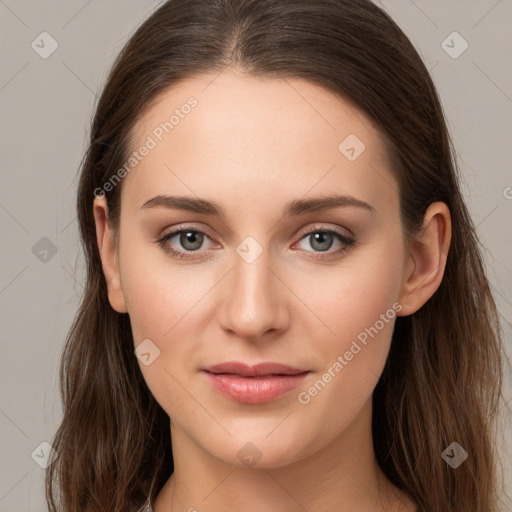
[
  {"xmin": 203, "ymin": 361, "xmax": 308, "ymax": 377},
  {"xmin": 202, "ymin": 361, "xmax": 310, "ymax": 404}
]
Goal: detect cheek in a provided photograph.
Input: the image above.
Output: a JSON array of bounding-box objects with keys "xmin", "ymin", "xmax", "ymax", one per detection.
[
  {"xmin": 122, "ymin": 259, "xmax": 209, "ymax": 415},
  {"xmin": 299, "ymin": 233, "xmax": 404, "ymax": 343},
  {"xmin": 120, "ymin": 242, "xmax": 210, "ymax": 343},
  {"xmin": 292, "ymin": 237, "xmax": 403, "ymax": 417},
  {"xmin": 119, "ymin": 243, "xmax": 226, "ymax": 400}
]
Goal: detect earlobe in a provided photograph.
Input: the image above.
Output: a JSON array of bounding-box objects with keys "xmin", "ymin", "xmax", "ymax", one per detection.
[
  {"xmin": 92, "ymin": 196, "xmax": 128, "ymax": 314},
  {"xmin": 397, "ymin": 202, "xmax": 452, "ymax": 316}
]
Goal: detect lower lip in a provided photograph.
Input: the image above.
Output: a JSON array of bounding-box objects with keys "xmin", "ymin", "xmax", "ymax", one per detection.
[{"xmin": 202, "ymin": 371, "xmax": 310, "ymax": 404}]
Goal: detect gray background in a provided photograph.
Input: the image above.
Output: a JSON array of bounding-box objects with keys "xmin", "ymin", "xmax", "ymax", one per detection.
[{"xmin": 0, "ymin": 0, "xmax": 511, "ymax": 510}]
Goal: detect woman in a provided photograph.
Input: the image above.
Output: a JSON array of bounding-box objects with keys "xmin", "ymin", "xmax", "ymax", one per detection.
[{"xmin": 45, "ymin": 1, "xmax": 506, "ymax": 511}]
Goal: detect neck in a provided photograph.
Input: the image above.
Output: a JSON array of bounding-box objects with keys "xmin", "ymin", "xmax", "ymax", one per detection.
[{"xmin": 153, "ymin": 398, "xmax": 416, "ymax": 512}]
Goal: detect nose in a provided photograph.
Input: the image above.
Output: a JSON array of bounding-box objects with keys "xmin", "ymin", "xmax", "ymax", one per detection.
[{"xmin": 217, "ymin": 242, "xmax": 290, "ymax": 342}]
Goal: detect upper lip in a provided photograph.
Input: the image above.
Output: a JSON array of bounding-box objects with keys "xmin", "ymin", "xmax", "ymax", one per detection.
[{"xmin": 203, "ymin": 361, "xmax": 309, "ymax": 377}]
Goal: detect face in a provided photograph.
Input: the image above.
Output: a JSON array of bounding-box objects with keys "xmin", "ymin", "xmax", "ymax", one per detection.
[{"xmin": 95, "ymin": 69, "xmax": 425, "ymax": 469}]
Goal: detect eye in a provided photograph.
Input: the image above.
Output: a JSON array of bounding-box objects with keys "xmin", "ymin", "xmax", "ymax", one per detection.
[
  {"xmin": 157, "ymin": 226, "xmax": 215, "ymax": 259},
  {"xmin": 293, "ymin": 226, "xmax": 355, "ymax": 259}
]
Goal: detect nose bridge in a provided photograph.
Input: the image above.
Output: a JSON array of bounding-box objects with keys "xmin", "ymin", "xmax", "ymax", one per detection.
[{"xmin": 220, "ymin": 235, "xmax": 285, "ymax": 339}]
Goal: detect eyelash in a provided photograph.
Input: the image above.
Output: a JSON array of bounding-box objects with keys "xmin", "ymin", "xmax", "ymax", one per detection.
[{"xmin": 156, "ymin": 224, "xmax": 356, "ymax": 261}]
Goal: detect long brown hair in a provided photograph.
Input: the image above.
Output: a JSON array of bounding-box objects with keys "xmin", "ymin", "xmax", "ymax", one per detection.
[{"xmin": 46, "ymin": 1, "xmax": 507, "ymax": 510}]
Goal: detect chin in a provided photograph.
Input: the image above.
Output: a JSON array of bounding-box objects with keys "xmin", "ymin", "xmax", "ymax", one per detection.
[{"xmin": 203, "ymin": 431, "xmax": 313, "ymax": 470}]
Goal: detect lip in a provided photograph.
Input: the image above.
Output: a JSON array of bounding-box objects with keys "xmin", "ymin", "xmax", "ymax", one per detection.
[{"xmin": 202, "ymin": 362, "xmax": 310, "ymax": 404}]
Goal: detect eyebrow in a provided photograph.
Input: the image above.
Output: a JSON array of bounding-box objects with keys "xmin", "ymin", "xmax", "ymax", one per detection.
[{"xmin": 141, "ymin": 193, "xmax": 376, "ymax": 217}]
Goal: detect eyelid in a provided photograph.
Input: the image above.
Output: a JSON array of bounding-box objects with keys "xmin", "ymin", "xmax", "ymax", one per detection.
[
  {"xmin": 296, "ymin": 223, "xmax": 353, "ymax": 240},
  {"xmin": 160, "ymin": 223, "xmax": 216, "ymax": 241}
]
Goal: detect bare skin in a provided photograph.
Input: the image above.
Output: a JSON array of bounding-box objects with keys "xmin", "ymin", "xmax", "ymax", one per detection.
[{"xmin": 94, "ymin": 68, "xmax": 450, "ymax": 511}]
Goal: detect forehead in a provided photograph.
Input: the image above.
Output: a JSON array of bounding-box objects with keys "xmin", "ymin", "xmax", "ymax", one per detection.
[{"xmin": 122, "ymin": 69, "xmax": 397, "ymax": 214}]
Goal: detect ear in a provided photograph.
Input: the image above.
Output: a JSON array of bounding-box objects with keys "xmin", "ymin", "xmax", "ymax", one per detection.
[
  {"xmin": 397, "ymin": 202, "xmax": 452, "ymax": 316},
  {"xmin": 92, "ymin": 195, "xmax": 128, "ymax": 313}
]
